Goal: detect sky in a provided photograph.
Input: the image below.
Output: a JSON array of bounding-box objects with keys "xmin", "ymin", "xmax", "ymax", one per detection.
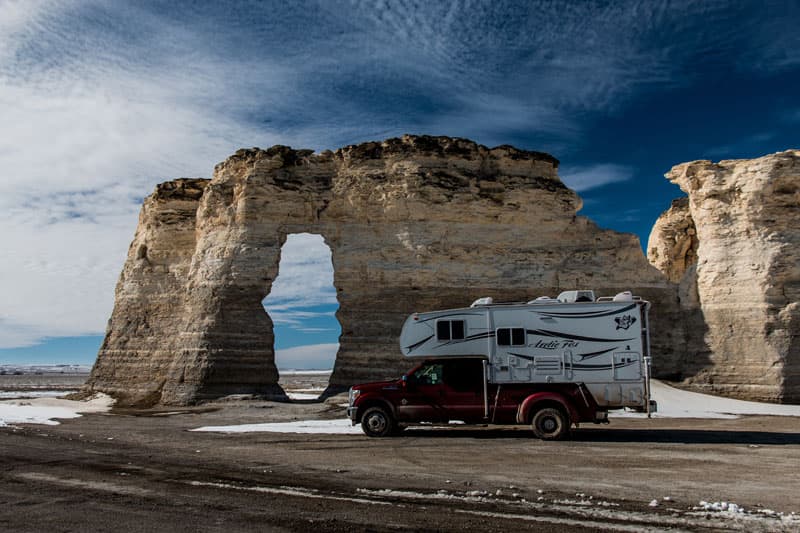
[{"xmin": 0, "ymin": 0, "xmax": 797, "ymax": 369}]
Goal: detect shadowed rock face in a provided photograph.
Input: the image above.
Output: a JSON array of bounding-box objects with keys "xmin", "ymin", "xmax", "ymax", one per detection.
[
  {"xmin": 653, "ymin": 150, "xmax": 800, "ymax": 402},
  {"xmin": 86, "ymin": 135, "xmax": 679, "ymax": 406},
  {"xmin": 647, "ymin": 198, "xmax": 698, "ymax": 284}
]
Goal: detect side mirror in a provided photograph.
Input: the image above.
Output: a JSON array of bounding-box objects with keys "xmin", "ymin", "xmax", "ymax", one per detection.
[{"xmin": 401, "ymin": 374, "xmax": 410, "ymax": 389}]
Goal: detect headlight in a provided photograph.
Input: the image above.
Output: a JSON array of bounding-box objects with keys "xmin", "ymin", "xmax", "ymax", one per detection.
[{"xmin": 348, "ymin": 388, "xmax": 360, "ymax": 406}]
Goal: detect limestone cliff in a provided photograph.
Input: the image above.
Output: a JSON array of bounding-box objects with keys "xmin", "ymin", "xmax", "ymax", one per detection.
[
  {"xmin": 654, "ymin": 150, "xmax": 800, "ymax": 402},
  {"xmin": 647, "ymin": 198, "xmax": 698, "ymax": 284},
  {"xmin": 87, "ymin": 135, "xmax": 679, "ymax": 406}
]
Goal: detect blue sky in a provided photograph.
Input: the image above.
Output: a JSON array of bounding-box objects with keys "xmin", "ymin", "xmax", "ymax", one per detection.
[{"xmin": 0, "ymin": 0, "xmax": 797, "ymax": 368}]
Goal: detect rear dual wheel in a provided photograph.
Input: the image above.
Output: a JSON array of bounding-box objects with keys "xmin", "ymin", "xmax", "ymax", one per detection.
[{"xmin": 531, "ymin": 407, "xmax": 569, "ymax": 440}]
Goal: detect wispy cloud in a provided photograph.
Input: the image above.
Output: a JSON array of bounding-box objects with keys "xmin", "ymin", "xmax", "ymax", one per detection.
[
  {"xmin": 1, "ymin": 0, "xmax": 798, "ymax": 351},
  {"xmin": 275, "ymin": 343, "xmax": 338, "ymax": 370},
  {"xmin": 785, "ymin": 109, "xmax": 800, "ymax": 123},
  {"xmin": 0, "ymin": 1, "xmax": 284, "ymax": 348},
  {"xmin": 560, "ymin": 164, "xmax": 633, "ymax": 192},
  {"xmin": 262, "ymin": 234, "xmax": 337, "ymax": 309}
]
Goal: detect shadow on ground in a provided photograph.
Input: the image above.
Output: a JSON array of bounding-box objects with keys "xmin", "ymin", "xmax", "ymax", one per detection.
[
  {"xmin": 399, "ymin": 427, "xmax": 800, "ymax": 445},
  {"xmin": 571, "ymin": 428, "xmax": 800, "ymax": 445}
]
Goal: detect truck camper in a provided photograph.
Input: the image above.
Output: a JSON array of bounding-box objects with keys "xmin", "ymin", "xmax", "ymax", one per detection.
[{"xmin": 347, "ymin": 290, "xmax": 656, "ymax": 439}]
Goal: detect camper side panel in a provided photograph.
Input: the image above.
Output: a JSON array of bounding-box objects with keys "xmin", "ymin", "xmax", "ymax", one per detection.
[
  {"xmin": 399, "ymin": 309, "xmax": 492, "ymax": 359},
  {"xmin": 488, "ymin": 302, "xmax": 648, "ymax": 408}
]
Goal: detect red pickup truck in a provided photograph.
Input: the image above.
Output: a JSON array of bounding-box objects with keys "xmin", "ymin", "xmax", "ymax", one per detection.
[{"xmin": 347, "ymin": 357, "xmax": 605, "ymax": 440}]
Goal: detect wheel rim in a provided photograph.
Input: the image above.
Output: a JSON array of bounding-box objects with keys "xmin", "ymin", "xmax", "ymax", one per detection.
[
  {"xmin": 542, "ymin": 417, "xmax": 557, "ymax": 433},
  {"xmin": 367, "ymin": 413, "xmax": 387, "ymax": 433}
]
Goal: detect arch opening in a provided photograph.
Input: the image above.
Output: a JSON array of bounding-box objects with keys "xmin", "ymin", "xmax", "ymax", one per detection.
[{"xmin": 262, "ymin": 233, "xmax": 340, "ymax": 401}]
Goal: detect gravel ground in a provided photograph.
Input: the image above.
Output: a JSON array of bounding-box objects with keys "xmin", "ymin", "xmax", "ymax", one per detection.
[{"xmin": 1, "ymin": 373, "xmax": 799, "ymax": 532}]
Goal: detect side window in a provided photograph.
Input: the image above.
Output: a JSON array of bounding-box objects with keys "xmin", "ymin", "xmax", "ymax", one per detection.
[
  {"xmin": 436, "ymin": 320, "xmax": 466, "ymax": 341},
  {"xmin": 443, "ymin": 360, "xmax": 484, "ymax": 392},
  {"xmin": 496, "ymin": 327, "xmax": 525, "ymax": 346},
  {"xmin": 437, "ymin": 321, "xmax": 450, "ymax": 340},
  {"xmin": 412, "ymin": 363, "xmax": 443, "ymax": 385}
]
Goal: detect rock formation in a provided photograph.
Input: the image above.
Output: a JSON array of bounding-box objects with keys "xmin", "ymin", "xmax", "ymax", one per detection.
[
  {"xmin": 647, "ymin": 198, "xmax": 698, "ymax": 284},
  {"xmin": 87, "ymin": 135, "xmax": 679, "ymax": 406},
  {"xmin": 650, "ymin": 150, "xmax": 800, "ymax": 402}
]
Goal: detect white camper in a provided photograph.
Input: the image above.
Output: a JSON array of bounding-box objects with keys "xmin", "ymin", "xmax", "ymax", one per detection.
[{"xmin": 399, "ymin": 290, "xmax": 655, "ymax": 413}]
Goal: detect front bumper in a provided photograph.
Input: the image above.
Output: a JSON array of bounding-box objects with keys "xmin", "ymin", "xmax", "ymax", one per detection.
[{"xmin": 346, "ymin": 406, "xmax": 357, "ymax": 425}]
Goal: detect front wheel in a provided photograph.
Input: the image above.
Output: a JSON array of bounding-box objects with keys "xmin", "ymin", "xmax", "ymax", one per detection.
[
  {"xmin": 360, "ymin": 406, "xmax": 395, "ymax": 437},
  {"xmin": 531, "ymin": 407, "xmax": 569, "ymax": 440}
]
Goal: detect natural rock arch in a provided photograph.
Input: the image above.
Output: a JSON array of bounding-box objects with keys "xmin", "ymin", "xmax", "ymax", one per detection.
[{"xmin": 87, "ymin": 135, "xmax": 680, "ymax": 406}]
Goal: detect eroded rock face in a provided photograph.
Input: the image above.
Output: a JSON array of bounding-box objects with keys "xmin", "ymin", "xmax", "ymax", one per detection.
[
  {"xmin": 647, "ymin": 198, "xmax": 698, "ymax": 284},
  {"xmin": 660, "ymin": 150, "xmax": 800, "ymax": 402},
  {"xmin": 87, "ymin": 135, "xmax": 679, "ymax": 406},
  {"xmin": 86, "ymin": 179, "xmax": 229, "ymax": 405}
]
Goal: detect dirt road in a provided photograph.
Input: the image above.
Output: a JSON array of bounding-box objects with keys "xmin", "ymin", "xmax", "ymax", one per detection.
[{"xmin": 1, "ymin": 399, "xmax": 799, "ymax": 532}]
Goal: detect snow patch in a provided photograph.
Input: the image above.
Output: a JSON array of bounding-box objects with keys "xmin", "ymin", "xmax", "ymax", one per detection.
[
  {"xmin": 0, "ymin": 393, "xmax": 114, "ymax": 426},
  {"xmin": 611, "ymin": 380, "xmax": 800, "ymax": 419},
  {"xmin": 0, "ymin": 390, "xmax": 77, "ymax": 399},
  {"xmin": 699, "ymin": 501, "xmax": 744, "ymax": 513},
  {"xmin": 285, "ymin": 392, "xmax": 320, "ymax": 401},
  {"xmin": 192, "ymin": 418, "xmax": 362, "ymax": 434}
]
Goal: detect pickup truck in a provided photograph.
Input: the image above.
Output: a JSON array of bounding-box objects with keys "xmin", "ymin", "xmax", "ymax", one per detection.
[{"xmin": 346, "ymin": 356, "xmax": 605, "ymax": 440}]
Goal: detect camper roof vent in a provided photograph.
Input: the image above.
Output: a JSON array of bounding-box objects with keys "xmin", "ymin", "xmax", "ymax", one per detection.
[
  {"xmin": 470, "ymin": 297, "xmax": 494, "ymax": 307},
  {"xmin": 556, "ymin": 290, "xmax": 595, "ymax": 303},
  {"xmin": 612, "ymin": 291, "xmax": 633, "ymax": 302}
]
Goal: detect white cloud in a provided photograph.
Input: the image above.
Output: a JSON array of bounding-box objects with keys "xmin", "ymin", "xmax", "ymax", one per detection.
[
  {"xmin": 1, "ymin": 0, "xmax": 797, "ymax": 352},
  {"xmin": 274, "ymin": 343, "xmax": 338, "ymax": 370},
  {"xmin": 0, "ymin": 209, "xmax": 133, "ymax": 348},
  {"xmin": 262, "ymin": 233, "xmax": 337, "ymax": 312},
  {"xmin": 0, "ymin": 1, "xmax": 284, "ymax": 349},
  {"xmin": 559, "ymin": 164, "xmax": 633, "ymax": 192}
]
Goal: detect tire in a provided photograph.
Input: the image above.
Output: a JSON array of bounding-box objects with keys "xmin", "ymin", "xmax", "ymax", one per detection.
[
  {"xmin": 360, "ymin": 406, "xmax": 395, "ymax": 437},
  {"xmin": 531, "ymin": 407, "xmax": 569, "ymax": 440}
]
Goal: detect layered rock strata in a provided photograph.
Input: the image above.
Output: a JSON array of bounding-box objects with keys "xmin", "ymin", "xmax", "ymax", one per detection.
[
  {"xmin": 652, "ymin": 150, "xmax": 800, "ymax": 402},
  {"xmin": 87, "ymin": 135, "xmax": 679, "ymax": 406}
]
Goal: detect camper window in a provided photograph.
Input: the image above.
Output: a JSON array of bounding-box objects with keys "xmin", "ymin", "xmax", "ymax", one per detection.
[
  {"xmin": 497, "ymin": 327, "xmax": 525, "ymax": 346},
  {"xmin": 436, "ymin": 320, "xmax": 466, "ymax": 341}
]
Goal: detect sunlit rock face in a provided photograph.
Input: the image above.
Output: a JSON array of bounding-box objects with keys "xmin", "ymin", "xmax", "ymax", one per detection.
[
  {"xmin": 654, "ymin": 150, "xmax": 800, "ymax": 402},
  {"xmin": 85, "ymin": 178, "xmax": 221, "ymax": 406},
  {"xmin": 86, "ymin": 135, "xmax": 678, "ymax": 406}
]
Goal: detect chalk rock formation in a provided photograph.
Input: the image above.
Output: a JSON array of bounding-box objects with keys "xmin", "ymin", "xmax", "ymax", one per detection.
[
  {"xmin": 87, "ymin": 179, "xmax": 223, "ymax": 406},
  {"xmin": 647, "ymin": 198, "xmax": 698, "ymax": 284},
  {"xmin": 87, "ymin": 135, "xmax": 679, "ymax": 406},
  {"xmin": 657, "ymin": 150, "xmax": 800, "ymax": 402}
]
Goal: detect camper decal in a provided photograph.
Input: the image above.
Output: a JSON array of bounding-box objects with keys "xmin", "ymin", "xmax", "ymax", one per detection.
[
  {"xmin": 577, "ymin": 346, "xmax": 618, "ymax": 360},
  {"xmin": 404, "ymin": 334, "xmax": 434, "ymax": 353},
  {"xmin": 533, "ymin": 339, "xmax": 578, "ymax": 350},
  {"xmin": 614, "ymin": 315, "xmax": 637, "ymax": 330},
  {"xmin": 535, "ymin": 303, "xmax": 637, "ymax": 319},
  {"xmin": 527, "ymin": 329, "xmax": 635, "ymax": 343}
]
